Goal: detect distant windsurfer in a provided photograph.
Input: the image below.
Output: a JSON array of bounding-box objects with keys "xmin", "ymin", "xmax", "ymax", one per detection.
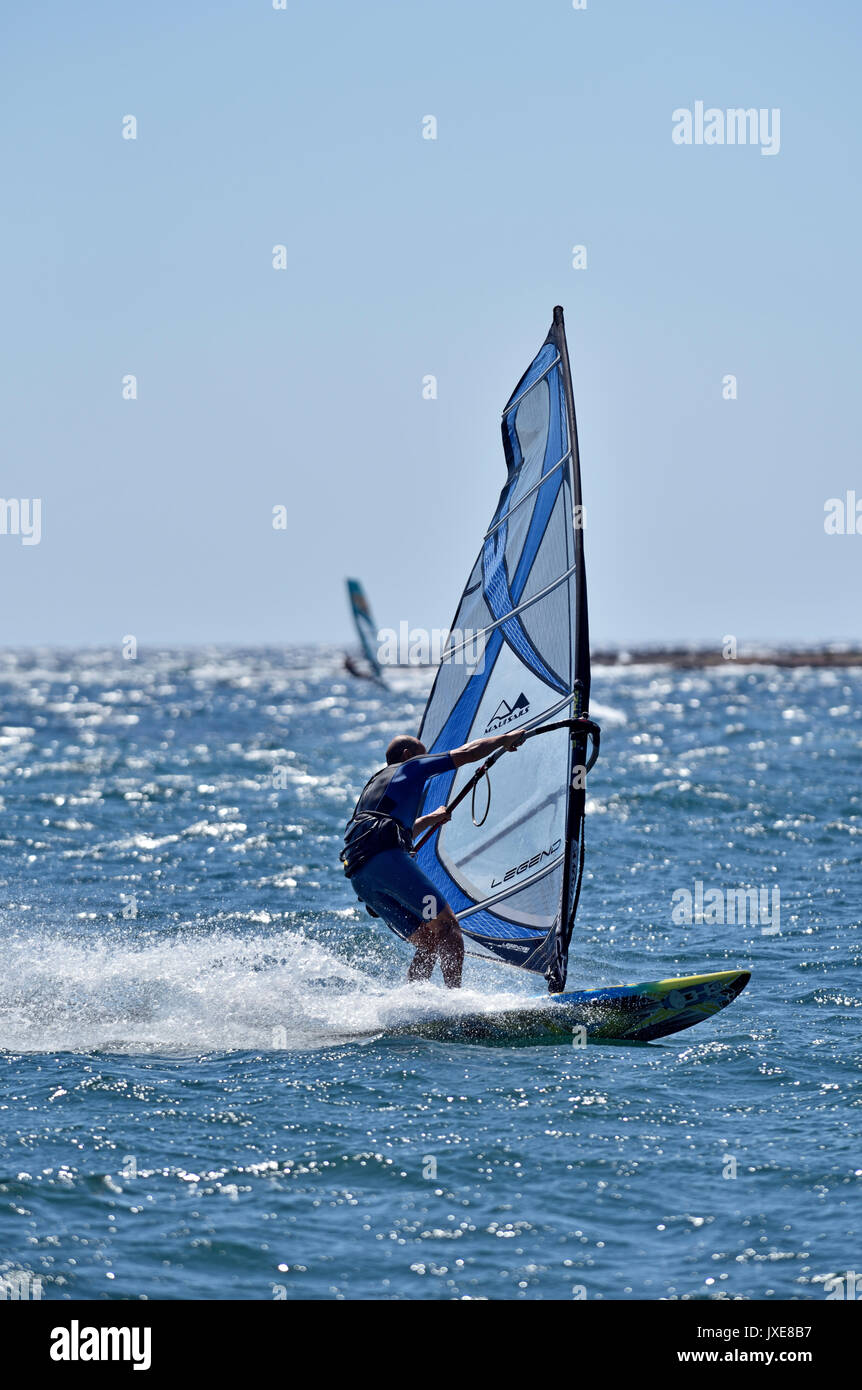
[
  {"xmin": 343, "ymin": 654, "xmax": 373, "ymax": 681},
  {"xmin": 341, "ymin": 731, "xmax": 525, "ymax": 986}
]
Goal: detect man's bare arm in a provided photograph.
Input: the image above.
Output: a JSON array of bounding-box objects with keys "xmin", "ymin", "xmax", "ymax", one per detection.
[
  {"xmin": 413, "ymin": 805, "xmax": 451, "ymax": 836},
  {"xmin": 450, "ymin": 730, "xmax": 525, "ymax": 768}
]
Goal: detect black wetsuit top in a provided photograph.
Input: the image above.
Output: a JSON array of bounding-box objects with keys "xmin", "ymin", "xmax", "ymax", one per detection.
[{"xmin": 340, "ymin": 752, "xmax": 454, "ymax": 877}]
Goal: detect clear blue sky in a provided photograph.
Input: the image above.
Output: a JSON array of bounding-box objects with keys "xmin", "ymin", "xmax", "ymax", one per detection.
[{"xmin": 2, "ymin": 0, "xmax": 860, "ymax": 649}]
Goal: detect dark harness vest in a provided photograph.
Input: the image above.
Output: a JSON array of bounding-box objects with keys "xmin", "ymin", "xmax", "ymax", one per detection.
[{"xmin": 340, "ymin": 764, "xmax": 414, "ymax": 878}]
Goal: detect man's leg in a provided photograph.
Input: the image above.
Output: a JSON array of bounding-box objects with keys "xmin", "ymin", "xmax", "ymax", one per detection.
[
  {"xmin": 437, "ymin": 910, "xmax": 464, "ymax": 989},
  {"xmin": 406, "ymin": 923, "xmax": 437, "ymax": 982},
  {"xmin": 407, "ymin": 905, "xmax": 464, "ymax": 988}
]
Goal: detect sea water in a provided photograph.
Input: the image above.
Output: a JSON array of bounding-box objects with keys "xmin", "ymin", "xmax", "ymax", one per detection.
[{"xmin": 0, "ymin": 648, "xmax": 858, "ymax": 1300}]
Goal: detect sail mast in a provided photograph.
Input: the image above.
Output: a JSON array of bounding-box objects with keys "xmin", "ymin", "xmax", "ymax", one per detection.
[{"xmin": 548, "ymin": 305, "xmax": 591, "ymax": 993}]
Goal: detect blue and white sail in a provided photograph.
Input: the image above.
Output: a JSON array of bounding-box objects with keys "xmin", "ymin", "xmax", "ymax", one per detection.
[
  {"xmin": 415, "ymin": 308, "xmax": 593, "ymax": 993},
  {"xmin": 345, "ymin": 578, "xmax": 384, "ymax": 682}
]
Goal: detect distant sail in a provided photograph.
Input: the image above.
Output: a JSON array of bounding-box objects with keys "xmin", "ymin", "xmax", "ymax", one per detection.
[
  {"xmin": 414, "ymin": 308, "xmax": 594, "ymax": 993},
  {"xmin": 345, "ymin": 578, "xmax": 384, "ymax": 682}
]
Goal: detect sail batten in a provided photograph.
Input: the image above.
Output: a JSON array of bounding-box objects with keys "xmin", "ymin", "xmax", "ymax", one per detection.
[
  {"xmin": 484, "ymin": 450, "xmax": 572, "ymax": 539},
  {"xmin": 439, "ymin": 563, "xmax": 578, "ymax": 662},
  {"xmin": 503, "ymin": 353, "xmax": 561, "ymax": 416},
  {"xmin": 456, "ymin": 856, "xmax": 566, "ymax": 919}
]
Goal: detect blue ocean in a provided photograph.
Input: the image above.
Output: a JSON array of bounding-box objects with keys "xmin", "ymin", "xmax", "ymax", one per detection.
[{"xmin": 0, "ymin": 648, "xmax": 858, "ymax": 1301}]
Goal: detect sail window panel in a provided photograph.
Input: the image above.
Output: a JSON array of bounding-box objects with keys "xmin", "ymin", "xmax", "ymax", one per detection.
[
  {"xmin": 421, "ymin": 662, "xmax": 486, "ymax": 751},
  {"xmin": 518, "ymin": 580, "xmax": 574, "ymax": 690},
  {"xmin": 439, "ymin": 555, "xmax": 492, "ymax": 657},
  {"xmin": 420, "ymin": 556, "xmax": 495, "ymax": 751},
  {"xmin": 497, "ymin": 485, "xmax": 536, "ymax": 580},
  {"xmin": 461, "ymin": 636, "xmax": 569, "ymax": 739},
  {"xmin": 491, "ymin": 482, "xmax": 574, "ymax": 691},
  {"xmin": 461, "ymin": 860, "xmax": 564, "ymax": 930},
  {"xmin": 503, "ymin": 378, "xmax": 552, "ymax": 512},
  {"xmin": 491, "ymin": 464, "xmax": 570, "ymax": 608},
  {"xmin": 518, "ymin": 485, "xmax": 574, "ymax": 604},
  {"xmin": 438, "ymin": 720, "xmax": 570, "ymax": 909}
]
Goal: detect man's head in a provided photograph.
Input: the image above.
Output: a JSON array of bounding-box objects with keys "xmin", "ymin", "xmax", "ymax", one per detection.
[{"xmin": 386, "ymin": 735, "xmax": 426, "ymax": 765}]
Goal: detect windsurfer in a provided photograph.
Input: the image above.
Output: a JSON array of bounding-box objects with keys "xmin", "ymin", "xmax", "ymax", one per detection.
[
  {"xmin": 341, "ymin": 731, "xmax": 525, "ymax": 986},
  {"xmin": 344, "ymin": 654, "xmax": 374, "ymax": 681}
]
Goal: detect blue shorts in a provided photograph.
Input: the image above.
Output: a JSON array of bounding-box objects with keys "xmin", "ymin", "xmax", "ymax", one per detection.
[{"xmin": 350, "ymin": 850, "xmax": 449, "ymax": 942}]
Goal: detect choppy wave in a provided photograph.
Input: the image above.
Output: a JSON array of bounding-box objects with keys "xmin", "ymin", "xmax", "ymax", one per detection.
[
  {"xmin": 0, "ymin": 920, "xmax": 542, "ymax": 1055},
  {"xmin": 1, "ymin": 647, "xmax": 860, "ymax": 1299}
]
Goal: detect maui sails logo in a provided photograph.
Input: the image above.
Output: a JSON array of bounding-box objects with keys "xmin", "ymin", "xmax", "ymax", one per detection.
[{"xmin": 485, "ymin": 693, "xmax": 529, "ymax": 733}]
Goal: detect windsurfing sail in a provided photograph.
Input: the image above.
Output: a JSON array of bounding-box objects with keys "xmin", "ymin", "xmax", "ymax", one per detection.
[
  {"xmin": 414, "ymin": 307, "xmax": 595, "ymax": 993},
  {"xmin": 345, "ymin": 578, "xmax": 384, "ymax": 682}
]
